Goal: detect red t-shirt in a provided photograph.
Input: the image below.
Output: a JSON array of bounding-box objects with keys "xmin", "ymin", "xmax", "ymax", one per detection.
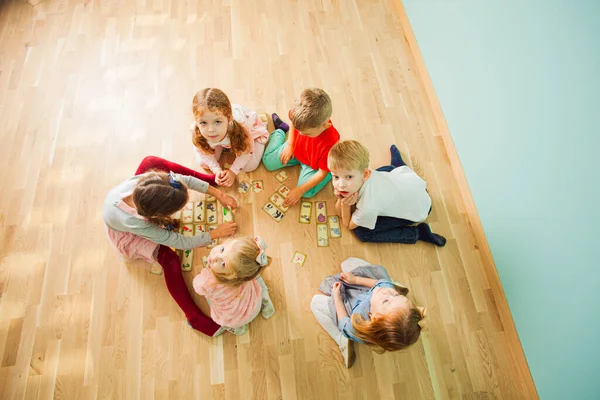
[{"xmin": 293, "ymin": 125, "xmax": 340, "ymax": 171}]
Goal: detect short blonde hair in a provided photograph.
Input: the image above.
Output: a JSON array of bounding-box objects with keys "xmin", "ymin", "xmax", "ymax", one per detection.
[
  {"xmin": 210, "ymin": 237, "xmax": 271, "ymax": 286},
  {"xmin": 328, "ymin": 140, "xmax": 370, "ymax": 171},
  {"xmin": 289, "ymin": 88, "xmax": 332, "ymax": 131}
]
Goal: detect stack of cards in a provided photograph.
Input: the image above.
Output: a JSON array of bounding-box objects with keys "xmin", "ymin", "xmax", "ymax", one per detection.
[{"xmin": 299, "ymin": 201, "xmax": 312, "ymax": 224}]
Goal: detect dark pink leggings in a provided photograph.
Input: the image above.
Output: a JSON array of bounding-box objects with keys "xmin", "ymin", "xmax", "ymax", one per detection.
[{"xmin": 137, "ymin": 156, "xmax": 220, "ymax": 336}]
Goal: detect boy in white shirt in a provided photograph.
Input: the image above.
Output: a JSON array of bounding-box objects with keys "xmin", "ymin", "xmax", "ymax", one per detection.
[{"xmin": 328, "ymin": 141, "xmax": 446, "ymax": 246}]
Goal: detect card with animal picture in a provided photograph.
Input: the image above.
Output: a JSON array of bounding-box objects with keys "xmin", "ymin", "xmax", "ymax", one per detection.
[
  {"xmin": 299, "ymin": 201, "xmax": 312, "ymax": 224},
  {"xmin": 269, "ymin": 192, "xmax": 290, "ymax": 212},
  {"xmin": 238, "ymin": 180, "xmax": 250, "ymax": 194},
  {"xmin": 291, "ymin": 251, "xmax": 307, "ymax": 267},
  {"xmin": 222, "ymin": 205, "xmax": 234, "ymax": 223},
  {"xmin": 194, "ymin": 224, "xmax": 206, "ymax": 235},
  {"xmin": 315, "ymin": 201, "xmax": 327, "ymax": 224},
  {"xmin": 207, "ymin": 226, "xmax": 217, "ymax": 248},
  {"xmin": 206, "ymin": 201, "xmax": 217, "ymax": 225},
  {"xmin": 194, "ymin": 200, "xmax": 205, "ymax": 223},
  {"xmin": 180, "ymin": 248, "xmax": 193, "ymax": 271},
  {"xmin": 317, "ymin": 224, "xmax": 329, "ymax": 247},
  {"xmin": 252, "ymin": 180, "xmax": 264, "ymax": 193},
  {"xmin": 181, "ymin": 202, "xmax": 194, "ymax": 224},
  {"xmin": 181, "ymin": 224, "xmax": 195, "ymax": 237},
  {"xmin": 277, "ymin": 184, "xmax": 291, "ymax": 198},
  {"xmin": 263, "ymin": 202, "xmax": 284, "ymax": 222},
  {"xmin": 275, "ymin": 170, "xmax": 289, "ymax": 183},
  {"xmin": 328, "ymin": 216, "xmax": 342, "ymax": 238}
]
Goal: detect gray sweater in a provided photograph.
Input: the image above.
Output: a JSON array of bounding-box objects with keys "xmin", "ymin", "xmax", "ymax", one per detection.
[{"xmin": 102, "ymin": 174, "xmax": 211, "ymax": 249}]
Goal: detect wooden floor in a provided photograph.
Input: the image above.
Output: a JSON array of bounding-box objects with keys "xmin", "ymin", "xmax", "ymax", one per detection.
[{"xmin": 0, "ymin": 0, "xmax": 538, "ymax": 399}]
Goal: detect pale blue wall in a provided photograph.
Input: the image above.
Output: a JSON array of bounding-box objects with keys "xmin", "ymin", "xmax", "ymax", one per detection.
[{"xmin": 403, "ymin": 1, "xmax": 600, "ymax": 399}]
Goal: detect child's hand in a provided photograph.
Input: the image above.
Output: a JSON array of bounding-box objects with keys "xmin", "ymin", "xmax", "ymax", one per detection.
[
  {"xmin": 283, "ymin": 188, "xmax": 302, "ymax": 207},
  {"xmin": 332, "ymin": 282, "xmax": 343, "ymax": 300},
  {"xmin": 341, "ymin": 192, "xmax": 358, "ymax": 206},
  {"xmin": 210, "ymin": 222, "xmax": 237, "ymax": 239},
  {"xmin": 280, "ymin": 142, "xmax": 294, "ymax": 166},
  {"xmin": 216, "ymin": 170, "xmax": 235, "ymax": 187},
  {"xmin": 340, "ymin": 272, "xmax": 358, "ymax": 285},
  {"xmin": 217, "ymin": 192, "xmax": 238, "ymax": 210}
]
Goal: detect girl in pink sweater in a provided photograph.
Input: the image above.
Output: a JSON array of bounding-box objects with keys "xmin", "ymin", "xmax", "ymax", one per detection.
[{"xmin": 193, "ymin": 236, "xmax": 275, "ymax": 335}]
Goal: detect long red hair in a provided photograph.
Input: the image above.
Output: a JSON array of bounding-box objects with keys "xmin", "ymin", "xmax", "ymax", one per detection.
[{"xmin": 191, "ymin": 88, "xmax": 251, "ymax": 156}]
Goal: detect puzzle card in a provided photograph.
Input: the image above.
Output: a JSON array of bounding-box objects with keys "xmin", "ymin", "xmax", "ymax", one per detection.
[
  {"xmin": 328, "ymin": 216, "xmax": 342, "ymax": 238},
  {"xmin": 182, "ymin": 224, "xmax": 195, "ymax": 237},
  {"xmin": 150, "ymin": 264, "xmax": 163, "ymax": 275},
  {"xmin": 207, "ymin": 226, "xmax": 217, "ymax": 248},
  {"xmin": 222, "ymin": 206, "xmax": 233, "ymax": 223},
  {"xmin": 202, "ymin": 256, "xmax": 208, "ymax": 268},
  {"xmin": 291, "ymin": 251, "xmax": 307, "ymax": 267},
  {"xmin": 263, "ymin": 202, "xmax": 284, "ymax": 222},
  {"xmin": 315, "ymin": 201, "xmax": 327, "ymax": 224},
  {"xmin": 204, "ymin": 194, "xmax": 216, "ymax": 202},
  {"xmin": 194, "ymin": 224, "xmax": 206, "ymax": 235},
  {"xmin": 206, "ymin": 201, "xmax": 217, "ymax": 225},
  {"xmin": 317, "ymin": 224, "xmax": 329, "ymax": 247},
  {"xmin": 299, "ymin": 201, "xmax": 312, "ymax": 224},
  {"xmin": 275, "ymin": 170, "xmax": 289, "ymax": 183},
  {"xmin": 180, "ymin": 248, "xmax": 193, "ymax": 271},
  {"xmin": 277, "ymin": 184, "xmax": 291, "ymax": 198},
  {"xmin": 182, "ymin": 208, "xmax": 194, "ymax": 224},
  {"xmin": 252, "ymin": 180, "xmax": 264, "ymax": 193},
  {"xmin": 194, "ymin": 200, "xmax": 205, "ymax": 223},
  {"xmin": 238, "ymin": 180, "xmax": 250, "ymax": 194},
  {"xmin": 269, "ymin": 192, "xmax": 289, "ymax": 212}
]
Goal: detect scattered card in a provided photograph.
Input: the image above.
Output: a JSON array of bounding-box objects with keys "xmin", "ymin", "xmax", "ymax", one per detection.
[
  {"xmin": 181, "ymin": 224, "xmax": 195, "ymax": 237},
  {"xmin": 222, "ymin": 206, "xmax": 233, "ymax": 223},
  {"xmin": 202, "ymin": 256, "xmax": 208, "ymax": 268},
  {"xmin": 263, "ymin": 202, "xmax": 284, "ymax": 222},
  {"xmin": 205, "ymin": 194, "xmax": 216, "ymax": 202},
  {"xmin": 317, "ymin": 224, "xmax": 329, "ymax": 247},
  {"xmin": 238, "ymin": 180, "xmax": 250, "ymax": 194},
  {"xmin": 207, "ymin": 226, "xmax": 217, "ymax": 248},
  {"xmin": 206, "ymin": 201, "xmax": 217, "ymax": 225},
  {"xmin": 328, "ymin": 216, "xmax": 342, "ymax": 238},
  {"xmin": 275, "ymin": 170, "xmax": 289, "ymax": 183},
  {"xmin": 269, "ymin": 192, "xmax": 290, "ymax": 212},
  {"xmin": 252, "ymin": 180, "xmax": 264, "ymax": 193},
  {"xmin": 194, "ymin": 200, "xmax": 205, "ymax": 223},
  {"xmin": 150, "ymin": 263, "xmax": 163, "ymax": 275},
  {"xmin": 299, "ymin": 201, "xmax": 312, "ymax": 224},
  {"xmin": 291, "ymin": 251, "xmax": 307, "ymax": 267},
  {"xmin": 277, "ymin": 184, "xmax": 291, "ymax": 198},
  {"xmin": 315, "ymin": 201, "xmax": 327, "ymax": 224},
  {"xmin": 181, "ymin": 248, "xmax": 193, "ymax": 271}
]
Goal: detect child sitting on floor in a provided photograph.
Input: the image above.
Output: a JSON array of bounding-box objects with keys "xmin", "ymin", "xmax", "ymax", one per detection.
[
  {"xmin": 193, "ymin": 236, "xmax": 275, "ymax": 335},
  {"xmin": 328, "ymin": 140, "xmax": 446, "ymax": 246},
  {"xmin": 262, "ymin": 88, "xmax": 340, "ymax": 207}
]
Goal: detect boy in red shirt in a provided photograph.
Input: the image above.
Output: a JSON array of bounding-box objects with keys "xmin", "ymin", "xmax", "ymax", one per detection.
[{"xmin": 262, "ymin": 88, "xmax": 340, "ymax": 207}]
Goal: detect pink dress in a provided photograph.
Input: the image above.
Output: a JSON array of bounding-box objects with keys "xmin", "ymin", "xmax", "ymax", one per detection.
[
  {"xmin": 193, "ymin": 268, "xmax": 262, "ymax": 328},
  {"xmin": 106, "ymin": 199, "xmax": 159, "ymax": 265}
]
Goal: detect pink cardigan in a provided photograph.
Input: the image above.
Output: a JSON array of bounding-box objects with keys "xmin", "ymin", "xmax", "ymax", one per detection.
[{"xmin": 193, "ymin": 268, "xmax": 262, "ymax": 328}]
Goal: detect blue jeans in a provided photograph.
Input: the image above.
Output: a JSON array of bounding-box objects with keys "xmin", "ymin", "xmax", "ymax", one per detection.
[{"xmin": 352, "ymin": 162, "xmax": 423, "ymax": 244}]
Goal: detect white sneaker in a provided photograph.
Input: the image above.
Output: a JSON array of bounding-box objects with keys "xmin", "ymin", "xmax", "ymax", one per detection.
[
  {"xmin": 339, "ymin": 337, "xmax": 356, "ymax": 368},
  {"xmin": 341, "ymin": 257, "xmax": 370, "ymax": 273}
]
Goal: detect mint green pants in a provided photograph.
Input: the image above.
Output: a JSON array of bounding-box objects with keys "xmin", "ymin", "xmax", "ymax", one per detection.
[{"xmin": 261, "ymin": 129, "xmax": 331, "ymax": 198}]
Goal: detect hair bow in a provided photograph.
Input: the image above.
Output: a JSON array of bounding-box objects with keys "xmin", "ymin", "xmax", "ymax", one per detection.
[
  {"xmin": 168, "ymin": 172, "xmax": 182, "ymax": 189},
  {"xmin": 254, "ymin": 236, "xmax": 268, "ymax": 266}
]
